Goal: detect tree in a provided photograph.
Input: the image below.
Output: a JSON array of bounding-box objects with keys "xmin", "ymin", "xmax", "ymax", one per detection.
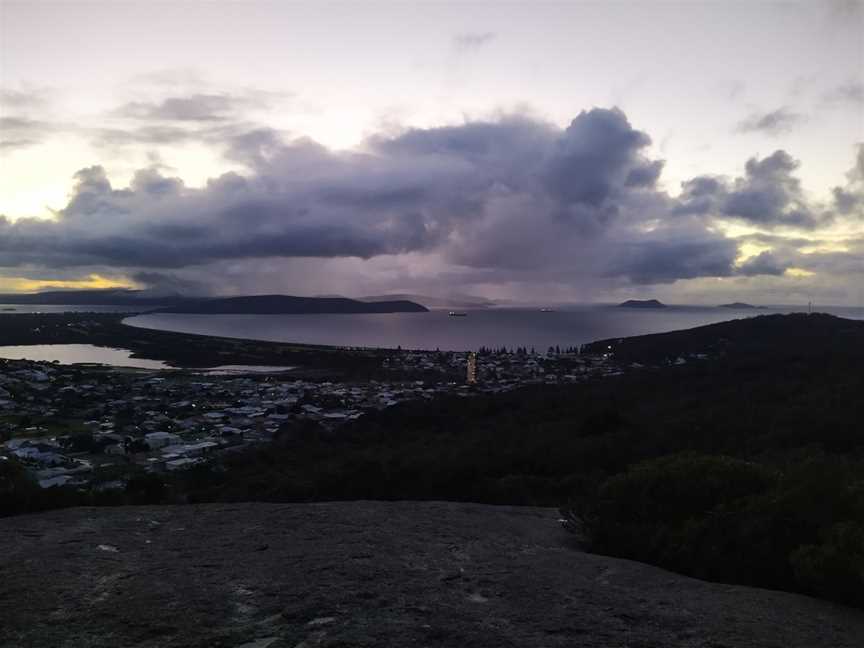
[{"xmin": 0, "ymin": 458, "xmax": 39, "ymax": 517}]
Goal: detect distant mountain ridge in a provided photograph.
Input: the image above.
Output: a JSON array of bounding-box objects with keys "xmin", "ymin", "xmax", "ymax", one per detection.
[
  {"xmin": 0, "ymin": 289, "xmax": 428, "ymax": 314},
  {"xmin": 153, "ymin": 294, "xmax": 428, "ymax": 314},
  {"xmin": 0, "ymin": 289, "xmax": 184, "ymax": 307}
]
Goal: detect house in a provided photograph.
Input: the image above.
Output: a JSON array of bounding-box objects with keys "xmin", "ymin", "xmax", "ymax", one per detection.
[
  {"xmin": 38, "ymin": 475, "xmax": 73, "ymax": 489},
  {"xmin": 165, "ymin": 457, "xmax": 198, "ymax": 471},
  {"xmin": 173, "ymin": 441, "xmax": 218, "ymax": 458},
  {"xmin": 144, "ymin": 431, "xmax": 182, "ymax": 449}
]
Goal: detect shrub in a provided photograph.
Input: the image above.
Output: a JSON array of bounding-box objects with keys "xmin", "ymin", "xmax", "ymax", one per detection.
[{"xmin": 566, "ymin": 452, "xmax": 864, "ymax": 606}]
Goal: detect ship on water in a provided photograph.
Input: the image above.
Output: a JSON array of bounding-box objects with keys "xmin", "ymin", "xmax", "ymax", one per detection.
[{"xmin": 448, "ymin": 311, "xmax": 468, "ymax": 317}]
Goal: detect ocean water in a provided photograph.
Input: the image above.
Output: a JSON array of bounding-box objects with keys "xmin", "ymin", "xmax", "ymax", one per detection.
[{"xmin": 125, "ymin": 305, "xmax": 864, "ymax": 352}]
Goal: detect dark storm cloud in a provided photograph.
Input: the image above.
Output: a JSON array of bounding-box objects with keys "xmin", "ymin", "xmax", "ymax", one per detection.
[
  {"xmin": 674, "ymin": 150, "xmax": 824, "ymax": 229},
  {"xmin": 544, "ymin": 108, "xmax": 653, "ymax": 206},
  {"xmin": 798, "ymin": 241, "xmax": 864, "ymax": 275},
  {"xmin": 834, "ymin": 187, "xmax": 859, "ymax": 213},
  {"xmin": 673, "ymin": 176, "xmax": 724, "ymax": 215},
  {"xmin": 737, "ymin": 251, "xmax": 786, "ymax": 276},
  {"xmin": 625, "ymin": 160, "xmax": 665, "ymax": 188},
  {"xmin": 831, "ymin": 144, "xmax": 864, "ymax": 215},
  {"xmin": 130, "ymin": 271, "xmax": 212, "ymax": 296},
  {"xmin": 736, "ymin": 107, "xmax": 803, "ymax": 136},
  {"xmin": 606, "ymin": 232, "xmax": 739, "ymax": 285},
  {"xmin": 0, "ymin": 107, "xmax": 845, "ymax": 291}
]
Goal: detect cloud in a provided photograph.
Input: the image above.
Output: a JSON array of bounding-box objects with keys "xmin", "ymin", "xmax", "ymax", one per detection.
[
  {"xmin": 737, "ymin": 251, "xmax": 786, "ymax": 276},
  {"xmin": 453, "ymin": 31, "xmax": 496, "ymax": 51},
  {"xmin": 130, "ymin": 271, "xmax": 211, "ymax": 296},
  {"xmin": 0, "ymin": 88, "xmax": 49, "ymax": 110},
  {"xmin": 824, "ymin": 81, "xmax": 864, "ymax": 105},
  {"xmin": 0, "ymin": 116, "xmax": 56, "ymax": 150},
  {"xmin": 116, "ymin": 93, "xmax": 247, "ymax": 121},
  {"xmin": 92, "ymin": 124, "xmax": 204, "ymax": 148},
  {"xmin": 675, "ymin": 150, "xmax": 824, "ymax": 229},
  {"xmin": 0, "ymin": 139, "xmax": 39, "ymax": 151},
  {"xmin": 0, "ymin": 107, "xmax": 857, "ymax": 297},
  {"xmin": 543, "ymin": 107, "xmax": 654, "ymax": 207},
  {"xmin": 831, "ymin": 144, "xmax": 864, "ymax": 215},
  {"xmin": 736, "ymin": 107, "xmax": 803, "ymax": 136},
  {"xmin": 605, "ymin": 228, "xmax": 740, "ymax": 285},
  {"xmin": 722, "ymin": 151, "xmax": 821, "ymax": 228}
]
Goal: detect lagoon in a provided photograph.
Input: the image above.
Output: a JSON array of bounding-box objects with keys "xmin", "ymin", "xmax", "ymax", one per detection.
[{"xmin": 0, "ymin": 344, "xmax": 169, "ymax": 369}]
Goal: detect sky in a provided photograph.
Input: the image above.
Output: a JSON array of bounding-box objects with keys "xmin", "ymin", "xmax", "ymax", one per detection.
[{"xmin": 0, "ymin": 0, "xmax": 862, "ymax": 305}]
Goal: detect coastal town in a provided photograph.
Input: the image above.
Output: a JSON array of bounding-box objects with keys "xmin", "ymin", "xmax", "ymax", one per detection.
[{"xmin": 0, "ymin": 343, "xmax": 623, "ymax": 492}]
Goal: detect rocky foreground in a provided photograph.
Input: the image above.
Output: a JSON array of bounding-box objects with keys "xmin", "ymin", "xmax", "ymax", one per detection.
[{"xmin": 1, "ymin": 502, "xmax": 862, "ymax": 648}]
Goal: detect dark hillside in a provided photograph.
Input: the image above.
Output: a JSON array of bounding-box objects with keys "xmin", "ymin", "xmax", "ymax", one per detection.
[
  {"xmin": 171, "ymin": 314, "xmax": 864, "ymax": 605},
  {"xmin": 6, "ymin": 314, "xmax": 863, "ymax": 606},
  {"xmin": 584, "ymin": 313, "xmax": 864, "ymax": 364}
]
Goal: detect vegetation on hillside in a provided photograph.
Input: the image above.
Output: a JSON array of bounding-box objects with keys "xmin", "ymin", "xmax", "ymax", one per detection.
[{"xmin": 3, "ymin": 314, "xmax": 863, "ymax": 606}]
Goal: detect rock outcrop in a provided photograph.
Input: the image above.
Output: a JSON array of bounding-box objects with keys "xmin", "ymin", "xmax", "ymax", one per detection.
[{"xmin": 1, "ymin": 502, "xmax": 862, "ymax": 647}]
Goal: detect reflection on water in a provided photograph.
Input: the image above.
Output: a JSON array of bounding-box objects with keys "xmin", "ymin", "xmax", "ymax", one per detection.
[
  {"xmin": 0, "ymin": 344, "xmax": 297, "ymax": 373},
  {"xmin": 194, "ymin": 365, "xmax": 296, "ymax": 375},
  {"xmin": 125, "ymin": 305, "xmax": 864, "ymax": 352},
  {"xmin": 0, "ymin": 344, "xmax": 168, "ymax": 369}
]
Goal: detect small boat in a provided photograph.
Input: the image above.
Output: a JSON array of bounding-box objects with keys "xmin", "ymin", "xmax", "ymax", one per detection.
[
  {"xmin": 540, "ymin": 307, "xmax": 555, "ymax": 312},
  {"xmin": 448, "ymin": 311, "xmax": 468, "ymax": 317}
]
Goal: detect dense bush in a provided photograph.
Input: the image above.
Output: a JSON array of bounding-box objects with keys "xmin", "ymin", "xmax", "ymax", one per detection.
[
  {"xmin": 791, "ymin": 522, "xmax": 864, "ymax": 606},
  {"xmin": 565, "ymin": 452, "xmax": 864, "ymax": 606},
  {"xmin": 0, "ymin": 458, "xmax": 40, "ymax": 517}
]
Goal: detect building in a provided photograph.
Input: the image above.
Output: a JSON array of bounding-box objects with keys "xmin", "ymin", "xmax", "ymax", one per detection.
[
  {"xmin": 466, "ymin": 352, "xmax": 477, "ymax": 384},
  {"xmin": 144, "ymin": 431, "xmax": 182, "ymax": 450}
]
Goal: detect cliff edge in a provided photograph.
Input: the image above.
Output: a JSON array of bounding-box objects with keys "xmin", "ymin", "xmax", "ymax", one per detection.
[{"xmin": 1, "ymin": 502, "xmax": 862, "ymax": 648}]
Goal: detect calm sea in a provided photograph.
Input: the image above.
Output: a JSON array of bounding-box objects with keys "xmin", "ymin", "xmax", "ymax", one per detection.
[{"xmin": 124, "ymin": 305, "xmax": 864, "ymax": 353}]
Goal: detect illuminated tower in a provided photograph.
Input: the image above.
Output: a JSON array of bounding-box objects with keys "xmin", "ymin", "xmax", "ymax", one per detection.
[{"xmin": 466, "ymin": 351, "xmax": 477, "ymax": 384}]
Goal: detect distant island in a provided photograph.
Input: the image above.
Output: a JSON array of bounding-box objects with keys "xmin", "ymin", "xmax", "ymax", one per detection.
[
  {"xmin": 718, "ymin": 302, "xmax": 766, "ymax": 309},
  {"xmin": 618, "ymin": 299, "xmax": 667, "ymax": 309},
  {"xmin": 153, "ymin": 294, "xmax": 429, "ymax": 315}
]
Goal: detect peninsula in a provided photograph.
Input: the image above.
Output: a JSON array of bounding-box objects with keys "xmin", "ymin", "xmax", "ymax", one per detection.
[
  {"xmin": 153, "ymin": 294, "xmax": 429, "ymax": 315},
  {"xmin": 0, "ymin": 290, "xmax": 429, "ymax": 315}
]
